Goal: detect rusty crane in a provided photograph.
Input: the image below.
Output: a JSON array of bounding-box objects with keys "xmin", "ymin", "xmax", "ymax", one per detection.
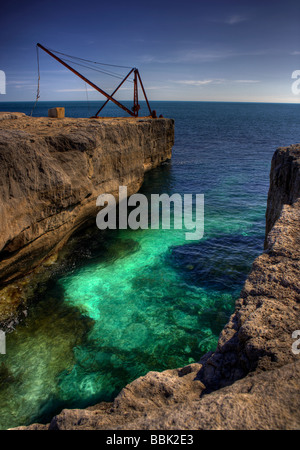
[{"xmin": 36, "ymin": 43, "xmax": 157, "ymax": 118}]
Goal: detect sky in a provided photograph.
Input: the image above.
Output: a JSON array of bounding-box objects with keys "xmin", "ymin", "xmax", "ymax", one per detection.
[{"xmin": 0, "ymin": 0, "xmax": 300, "ymax": 103}]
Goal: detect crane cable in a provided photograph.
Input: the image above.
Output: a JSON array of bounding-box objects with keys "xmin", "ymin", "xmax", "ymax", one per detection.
[
  {"xmin": 46, "ymin": 47, "xmax": 132, "ymax": 69},
  {"xmin": 31, "ymin": 45, "xmax": 135, "ymax": 115},
  {"xmin": 58, "ymin": 56, "xmax": 134, "ymax": 82}
]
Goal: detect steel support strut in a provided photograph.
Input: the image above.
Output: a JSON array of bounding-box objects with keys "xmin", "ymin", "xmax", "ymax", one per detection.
[
  {"xmin": 136, "ymin": 70, "xmax": 152, "ymax": 116},
  {"xmin": 132, "ymin": 69, "xmax": 140, "ymax": 116},
  {"xmin": 37, "ymin": 43, "xmax": 135, "ymax": 116},
  {"xmin": 93, "ymin": 68, "xmax": 135, "ymax": 117},
  {"xmin": 37, "ymin": 43, "xmax": 155, "ymax": 118}
]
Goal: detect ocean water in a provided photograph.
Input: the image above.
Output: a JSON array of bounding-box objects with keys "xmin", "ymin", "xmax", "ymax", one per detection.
[{"xmin": 0, "ymin": 100, "xmax": 299, "ymax": 429}]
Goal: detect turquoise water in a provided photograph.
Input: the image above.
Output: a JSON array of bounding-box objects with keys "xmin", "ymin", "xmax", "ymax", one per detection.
[{"xmin": 0, "ymin": 101, "xmax": 299, "ymax": 429}]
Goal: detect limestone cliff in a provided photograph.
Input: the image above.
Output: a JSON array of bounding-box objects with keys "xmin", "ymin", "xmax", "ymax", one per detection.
[
  {"xmin": 265, "ymin": 144, "xmax": 300, "ymax": 241},
  {"xmin": 13, "ymin": 144, "xmax": 300, "ymax": 430},
  {"xmin": 0, "ymin": 115, "xmax": 174, "ymax": 290},
  {"xmin": 197, "ymin": 144, "xmax": 300, "ymax": 391}
]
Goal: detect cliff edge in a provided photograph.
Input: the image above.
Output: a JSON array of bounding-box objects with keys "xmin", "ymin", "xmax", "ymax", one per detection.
[{"xmin": 0, "ymin": 115, "xmax": 174, "ymax": 322}]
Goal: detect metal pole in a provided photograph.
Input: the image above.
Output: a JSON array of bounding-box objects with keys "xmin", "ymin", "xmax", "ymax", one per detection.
[
  {"xmin": 93, "ymin": 67, "xmax": 135, "ymax": 117},
  {"xmin": 136, "ymin": 70, "xmax": 153, "ymax": 116},
  {"xmin": 37, "ymin": 43, "xmax": 135, "ymax": 116},
  {"xmin": 132, "ymin": 69, "xmax": 140, "ymax": 116}
]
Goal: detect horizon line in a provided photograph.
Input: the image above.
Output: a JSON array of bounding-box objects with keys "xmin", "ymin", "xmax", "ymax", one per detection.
[{"xmin": 0, "ymin": 99, "xmax": 300, "ymax": 105}]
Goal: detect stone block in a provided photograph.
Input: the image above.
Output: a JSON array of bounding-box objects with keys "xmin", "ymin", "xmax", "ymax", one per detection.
[{"xmin": 48, "ymin": 107, "xmax": 65, "ymax": 118}]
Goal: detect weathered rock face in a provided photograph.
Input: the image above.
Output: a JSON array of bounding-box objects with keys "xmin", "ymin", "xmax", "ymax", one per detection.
[
  {"xmin": 265, "ymin": 144, "xmax": 300, "ymax": 243},
  {"xmin": 0, "ymin": 116, "xmax": 174, "ymax": 290},
  {"xmin": 10, "ymin": 144, "xmax": 300, "ymax": 430},
  {"xmin": 197, "ymin": 145, "xmax": 300, "ymax": 391},
  {"xmin": 15, "ymin": 361, "xmax": 300, "ymax": 430}
]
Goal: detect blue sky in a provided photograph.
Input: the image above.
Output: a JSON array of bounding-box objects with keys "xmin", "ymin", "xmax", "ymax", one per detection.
[{"xmin": 1, "ymin": 0, "xmax": 300, "ymax": 103}]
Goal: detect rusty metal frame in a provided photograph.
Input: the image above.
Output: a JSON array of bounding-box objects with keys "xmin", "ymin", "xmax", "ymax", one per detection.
[
  {"xmin": 93, "ymin": 68, "xmax": 135, "ymax": 117},
  {"xmin": 37, "ymin": 43, "xmax": 155, "ymax": 118}
]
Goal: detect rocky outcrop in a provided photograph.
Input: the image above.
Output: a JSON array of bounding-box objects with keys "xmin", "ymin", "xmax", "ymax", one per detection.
[
  {"xmin": 265, "ymin": 144, "xmax": 300, "ymax": 241},
  {"xmin": 0, "ymin": 116, "xmax": 174, "ymax": 320},
  {"xmin": 15, "ymin": 361, "xmax": 300, "ymax": 430},
  {"xmin": 197, "ymin": 145, "xmax": 300, "ymax": 391},
  {"xmin": 0, "ymin": 112, "xmax": 26, "ymax": 121},
  {"xmin": 10, "ymin": 144, "xmax": 300, "ymax": 430}
]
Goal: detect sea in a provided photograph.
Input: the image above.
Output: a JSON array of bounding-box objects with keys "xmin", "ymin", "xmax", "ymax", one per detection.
[{"xmin": 0, "ymin": 100, "xmax": 299, "ymax": 429}]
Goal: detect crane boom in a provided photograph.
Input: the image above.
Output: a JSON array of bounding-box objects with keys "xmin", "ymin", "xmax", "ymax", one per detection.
[{"xmin": 37, "ymin": 43, "xmax": 134, "ymax": 116}]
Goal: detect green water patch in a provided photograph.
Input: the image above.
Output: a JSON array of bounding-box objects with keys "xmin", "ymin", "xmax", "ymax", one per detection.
[
  {"xmin": 55, "ymin": 223, "xmax": 244, "ymax": 407},
  {"xmin": 0, "ymin": 291, "xmax": 93, "ymax": 429},
  {"xmin": 0, "ymin": 167, "xmax": 266, "ymax": 429},
  {"xmin": 0, "ymin": 221, "xmax": 244, "ymax": 429}
]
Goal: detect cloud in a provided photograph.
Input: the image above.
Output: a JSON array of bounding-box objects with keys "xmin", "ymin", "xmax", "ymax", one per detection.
[
  {"xmin": 234, "ymin": 79, "xmax": 260, "ymax": 83},
  {"xmin": 146, "ymin": 85, "xmax": 171, "ymax": 90},
  {"xmin": 225, "ymin": 14, "xmax": 248, "ymax": 25},
  {"xmin": 7, "ymin": 80, "xmax": 31, "ymax": 85},
  {"xmin": 171, "ymin": 79, "xmax": 260, "ymax": 87},
  {"xmin": 141, "ymin": 50, "xmax": 231, "ymax": 64},
  {"xmin": 118, "ymin": 84, "xmax": 170, "ymax": 92},
  {"xmin": 207, "ymin": 13, "xmax": 249, "ymax": 26},
  {"xmin": 290, "ymin": 51, "xmax": 300, "ymax": 55},
  {"xmin": 54, "ymin": 88, "xmax": 95, "ymax": 92},
  {"xmin": 141, "ymin": 48, "xmax": 268, "ymax": 65},
  {"xmin": 174, "ymin": 79, "xmax": 214, "ymax": 86},
  {"xmin": 14, "ymin": 85, "xmax": 36, "ymax": 89},
  {"xmin": 7, "ymin": 80, "xmax": 37, "ymax": 89},
  {"xmin": 40, "ymin": 69, "xmax": 69, "ymax": 74}
]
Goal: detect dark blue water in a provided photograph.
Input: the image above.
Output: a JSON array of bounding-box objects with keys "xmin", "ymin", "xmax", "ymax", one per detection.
[{"xmin": 0, "ymin": 100, "xmax": 299, "ymax": 429}]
